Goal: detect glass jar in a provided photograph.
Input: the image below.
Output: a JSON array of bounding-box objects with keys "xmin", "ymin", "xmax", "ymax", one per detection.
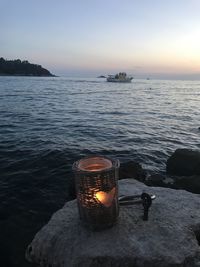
[{"xmin": 73, "ymin": 155, "xmax": 120, "ymax": 230}]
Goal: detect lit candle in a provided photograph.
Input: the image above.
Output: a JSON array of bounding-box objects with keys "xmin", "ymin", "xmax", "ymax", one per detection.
[
  {"xmin": 73, "ymin": 156, "xmax": 120, "ymax": 230},
  {"xmin": 78, "ymin": 156, "xmax": 112, "ymax": 172},
  {"xmin": 95, "ymin": 187, "xmax": 116, "ymax": 208}
]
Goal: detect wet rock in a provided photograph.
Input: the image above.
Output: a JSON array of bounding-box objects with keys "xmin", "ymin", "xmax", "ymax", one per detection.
[
  {"xmin": 26, "ymin": 179, "xmax": 200, "ymax": 267},
  {"xmin": 119, "ymin": 161, "xmax": 147, "ymax": 182},
  {"xmin": 166, "ymin": 149, "xmax": 200, "ymax": 176},
  {"xmin": 173, "ymin": 175, "xmax": 200, "ymax": 194},
  {"xmin": 145, "ymin": 174, "xmax": 166, "ymax": 187}
]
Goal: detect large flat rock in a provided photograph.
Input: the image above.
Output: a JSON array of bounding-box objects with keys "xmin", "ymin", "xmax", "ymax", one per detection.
[{"xmin": 26, "ymin": 179, "xmax": 200, "ymax": 267}]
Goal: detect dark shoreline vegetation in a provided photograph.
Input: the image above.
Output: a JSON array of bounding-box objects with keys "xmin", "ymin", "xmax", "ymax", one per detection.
[{"xmin": 0, "ymin": 57, "xmax": 55, "ymax": 77}]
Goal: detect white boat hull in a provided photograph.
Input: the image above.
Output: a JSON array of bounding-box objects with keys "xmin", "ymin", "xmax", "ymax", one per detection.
[{"xmin": 107, "ymin": 77, "xmax": 133, "ymax": 83}]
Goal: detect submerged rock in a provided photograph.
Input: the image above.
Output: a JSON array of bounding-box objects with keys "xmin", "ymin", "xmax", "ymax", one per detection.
[
  {"xmin": 26, "ymin": 179, "xmax": 200, "ymax": 267},
  {"xmin": 119, "ymin": 161, "xmax": 147, "ymax": 182},
  {"xmin": 166, "ymin": 149, "xmax": 200, "ymax": 176}
]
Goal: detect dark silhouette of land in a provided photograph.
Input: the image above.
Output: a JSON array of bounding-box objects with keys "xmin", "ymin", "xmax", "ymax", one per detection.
[{"xmin": 0, "ymin": 57, "xmax": 55, "ymax": 76}]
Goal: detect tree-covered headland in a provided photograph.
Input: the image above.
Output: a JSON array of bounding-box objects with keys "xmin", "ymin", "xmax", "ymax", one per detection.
[{"xmin": 0, "ymin": 58, "xmax": 55, "ymax": 76}]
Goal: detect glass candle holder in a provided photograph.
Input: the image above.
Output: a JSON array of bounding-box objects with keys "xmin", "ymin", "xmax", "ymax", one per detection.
[{"xmin": 73, "ymin": 155, "xmax": 120, "ymax": 230}]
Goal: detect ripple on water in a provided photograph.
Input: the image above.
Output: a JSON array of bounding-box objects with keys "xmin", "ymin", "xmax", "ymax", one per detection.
[{"xmin": 0, "ymin": 77, "xmax": 200, "ymax": 266}]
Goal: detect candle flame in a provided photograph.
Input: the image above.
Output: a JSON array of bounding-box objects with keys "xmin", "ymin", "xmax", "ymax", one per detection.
[{"xmin": 95, "ymin": 187, "xmax": 116, "ymax": 207}]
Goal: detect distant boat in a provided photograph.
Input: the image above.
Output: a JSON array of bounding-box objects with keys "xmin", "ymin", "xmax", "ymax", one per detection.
[{"xmin": 107, "ymin": 72, "xmax": 133, "ymax": 83}]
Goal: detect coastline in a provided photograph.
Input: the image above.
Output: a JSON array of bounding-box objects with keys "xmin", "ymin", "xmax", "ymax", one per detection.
[
  {"xmin": 0, "ymin": 57, "xmax": 56, "ymax": 77},
  {"xmin": 26, "ymin": 152, "xmax": 200, "ymax": 267},
  {"xmin": 0, "ymin": 73, "xmax": 57, "ymax": 77}
]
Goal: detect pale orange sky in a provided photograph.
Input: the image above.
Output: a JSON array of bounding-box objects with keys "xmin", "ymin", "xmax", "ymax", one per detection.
[{"xmin": 1, "ymin": 0, "xmax": 200, "ymax": 78}]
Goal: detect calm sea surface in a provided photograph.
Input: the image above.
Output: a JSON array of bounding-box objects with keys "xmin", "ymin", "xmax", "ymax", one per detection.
[{"xmin": 0, "ymin": 76, "xmax": 200, "ymax": 266}]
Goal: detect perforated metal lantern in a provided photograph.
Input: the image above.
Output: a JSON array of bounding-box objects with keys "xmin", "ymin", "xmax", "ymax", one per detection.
[{"xmin": 73, "ymin": 156, "xmax": 120, "ymax": 230}]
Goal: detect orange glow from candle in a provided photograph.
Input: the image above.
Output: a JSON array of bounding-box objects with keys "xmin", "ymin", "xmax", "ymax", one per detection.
[
  {"xmin": 78, "ymin": 156, "xmax": 112, "ymax": 172},
  {"xmin": 96, "ymin": 187, "xmax": 116, "ymax": 208}
]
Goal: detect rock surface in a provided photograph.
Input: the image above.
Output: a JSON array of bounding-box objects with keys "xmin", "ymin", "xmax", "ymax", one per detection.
[
  {"xmin": 166, "ymin": 149, "xmax": 200, "ymax": 176},
  {"xmin": 26, "ymin": 179, "xmax": 200, "ymax": 267},
  {"xmin": 119, "ymin": 161, "xmax": 147, "ymax": 181},
  {"xmin": 172, "ymin": 175, "xmax": 200, "ymax": 194},
  {"xmin": 145, "ymin": 173, "xmax": 167, "ymax": 187}
]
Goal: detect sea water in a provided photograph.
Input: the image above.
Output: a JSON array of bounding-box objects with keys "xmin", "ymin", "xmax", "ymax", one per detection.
[{"xmin": 0, "ymin": 76, "xmax": 200, "ymax": 266}]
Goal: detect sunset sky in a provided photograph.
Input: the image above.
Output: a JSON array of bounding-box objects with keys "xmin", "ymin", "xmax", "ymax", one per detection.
[{"xmin": 1, "ymin": 0, "xmax": 200, "ymax": 78}]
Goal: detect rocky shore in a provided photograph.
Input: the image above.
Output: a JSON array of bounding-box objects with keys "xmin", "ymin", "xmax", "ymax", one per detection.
[
  {"xmin": 120, "ymin": 148, "xmax": 200, "ymax": 194},
  {"xmin": 26, "ymin": 148, "xmax": 200, "ymax": 267},
  {"xmin": 26, "ymin": 178, "xmax": 200, "ymax": 267}
]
